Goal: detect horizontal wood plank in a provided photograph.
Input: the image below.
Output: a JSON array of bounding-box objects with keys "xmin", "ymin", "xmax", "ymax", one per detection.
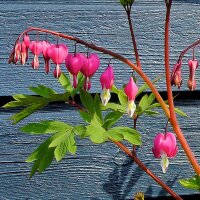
[
  {"xmin": 0, "ymin": 99, "xmax": 200, "ymax": 199},
  {"xmin": 1, "ymin": 0, "xmax": 200, "ymax": 95}
]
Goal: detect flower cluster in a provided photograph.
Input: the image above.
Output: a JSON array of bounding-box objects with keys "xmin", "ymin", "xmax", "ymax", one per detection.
[
  {"xmin": 171, "ymin": 59, "xmax": 198, "ymax": 91},
  {"xmin": 9, "ymin": 34, "xmax": 101, "ymax": 90},
  {"xmin": 9, "ymin": 33, "xmax": 139, "ymax": 118}
]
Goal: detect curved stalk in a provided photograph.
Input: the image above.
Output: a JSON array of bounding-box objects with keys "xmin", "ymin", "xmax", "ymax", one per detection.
[
  {"xmin": 164, "ymin": 1, "xmax": 200, "ymax": 174},
  {"xmin": 126, "ymin": 7, "xmax": 141, "ymax": 68},
  {"xmin": 15, "ymin": 27, "xmax": 170, "ymax": 119},
  {"xmin": 113, "ymin": 141, "xmax": 183, "ymax": 200}
]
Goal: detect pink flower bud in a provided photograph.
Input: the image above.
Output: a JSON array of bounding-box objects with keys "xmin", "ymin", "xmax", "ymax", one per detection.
[
  {"xmin": 100, "ymin": 65, "xmax": 114, "ymax": 90},
  {"xmin": 20, "ymin": 41, "xmax": 27, "ymax": 65},
  {"xmin": 152, "ymin": 132, "xmax": 178, "ymax": 173},
  {"xmin": 100, "ymin": 65, "xmax": 114, "ymax": 105},
  {"xmin": 124, "ymin": 77, "xmax": 138, "ymax": 117},
  {"xmin": 23, "ymin": 33, "xmax": 30, "ymax": 48},
  {"xmin": 171, "ymin": 62, "xmax": 182, "ymax": 89},
  {"xmin": 187, "ymin": 59, "xmax": 198, "ymax": 91},
  {"xmin": 14, "ymin": 41, "xmax": 21, "ymax": 64}
]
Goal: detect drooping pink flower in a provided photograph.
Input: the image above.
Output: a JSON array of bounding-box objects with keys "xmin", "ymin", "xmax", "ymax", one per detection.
[
  {"xmin": 124, "ymin": 77, "xmax": 138, "ymax": 117},
  {"xmin": 81, "ymin": 53, "xmax": 100, "ymax": 91},
  {"xmin": 14, "ymin": 41, "xmax": 21, "ymax": 64},
  {"xmin": 22, "ymin": 33, "xmax": 30, "ymax": 63},
  {"xmin": 152, "ymin": 132, "xmax": 178, "ymax": 173},
  {"xmin": 171, "ymin": 62, "xmax": 182, "ymax": 89},
  {"xmin": 29, "ymin": 41, "xmax": 43, "ymax": 69},
  {"xmin": 42, "ymin": 41, "xmax": 51, "ymax": 74},
  {"xmin": 100, "ymin": 65, "xmax": 114, "ymax": 105},
  {"xmin": 65, "ymin": 53, "xmax": 84, "ymax": 88},
  {"xmin": 23, "ymin": 33, "xmax": 30, "ymax": 48},
  {"xmin": 20, "ymin": 41, "xmax": 27, "ymax": 65},
  {"xmin": 187, "ymin": 59, "xmax": 198, "ymax": 91},
  {"xmin": 49, "ymin": 44, "xmax": 68, "ymax": 78}
]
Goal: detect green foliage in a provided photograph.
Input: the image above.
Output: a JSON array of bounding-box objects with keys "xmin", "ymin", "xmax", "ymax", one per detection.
[
  {"xmin": 24, "ymin": 120, "xmax": 77, "ymax": 177},
  {"xmin": 179, "ymin": 175, "xmax": 200, "ymax": 190},
  {"xmin": 107, "ymin": 127, "xmax": 141, "ymax": 145},
  {"xmin": 103, "ymin": 111, "xmax": 123, "ymax": 129},
  {"xmin": 21, "ymin": 120, "xmax": 71, "ymax": 134}
]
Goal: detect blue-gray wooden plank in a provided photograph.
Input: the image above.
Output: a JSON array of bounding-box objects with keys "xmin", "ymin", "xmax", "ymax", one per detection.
[
  {"xmin": 1, "ymin": 0, "xmax": 200, "ymax": 95},
  {"xmin": 0, "ymin": 100, "xmax": 200, "ymax": 199}
]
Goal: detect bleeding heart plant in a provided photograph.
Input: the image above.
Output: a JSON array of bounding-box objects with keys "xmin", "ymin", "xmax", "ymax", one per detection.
[{"xmin": 4, "ymin": 0, "xmax": 200, "ymax": 199}]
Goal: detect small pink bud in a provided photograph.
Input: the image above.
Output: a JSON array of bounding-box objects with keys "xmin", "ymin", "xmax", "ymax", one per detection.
[
  {"xmin": 171, "ymin": 62, "xmax": 182, "ymax": 89},
  {"xmin": 14, "ymin": 41, "xmax": 21, "ymax": 63},
  {"xmin": 124, "ymin": 77, "xmax": 138, "ymax": 117},
  {"xmin": 23, "ymin": 33, "xmax": 30, "ymax": 48},
  {"xmin": 152, "ymin": 132, "xmax": 178, "ymax": 173},
  {"xmin": 21, "ymin": 41, "xmax": 27, "ymax": 65},
  {"xmin": 187, "ymin": 59, "xmax": 198, "ymax": 91},
  {"xmin": 100, "ymin": 65, "xmax": 114, "ymax": 90},
  {"xmin": 100, "ymin": 65, "xmax": 114, "ymax": 105}
]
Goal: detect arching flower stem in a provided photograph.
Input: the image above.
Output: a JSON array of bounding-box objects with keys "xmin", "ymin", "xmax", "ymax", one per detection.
[
  {"xmin": 14, "ymin": 26, "xmax": 170, "ymax": 118},
  {"xmin": 164, "ymin": 1, "xmax": 200, "ymax": 174}
]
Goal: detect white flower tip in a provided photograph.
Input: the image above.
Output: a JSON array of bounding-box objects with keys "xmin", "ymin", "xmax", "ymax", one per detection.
[
  {"xmin": 160, "ymin": 153, "xmax": 169, "ymax": 173},
  {"xmin": 127, "ymin": 100, "xmax": 136, "ymax": 118},
  {"xmin": 100, "ymin": 88, "xmax": 111, "ymax": 106}
]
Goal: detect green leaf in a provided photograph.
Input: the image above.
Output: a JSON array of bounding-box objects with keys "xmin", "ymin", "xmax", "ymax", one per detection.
[
  {"xmin": 101, "ymin": 102, "xmax": 124, "ymax": 112},
  {"xmin": 52, "ymin": 130, "xmax": 76, "ymax": 161},
  {"xmin": 108, "ymin": 127, "xmax": 141, "ymax": 145},
  {"xmin": 73, "ymin": 125, "xmax": 87, "ymax": 138},
  {"xmin": 118, "ymin": 90, "xmax": 127, "ymax": 111},
  {"xmin": 94, "ymin": 93, "xmax": 103, "ymax": 122},
  {"xmin": 79, "ymin": 89, "xmax": 94, "ymax": 114},
  {"xmin": 179, "ymin": 175, "xmax": 200, "ymax": 190},
  {"xmin": 54, "ymin": 131, "xmax": 76, "ymax": 161},
  {"xmin": 29, "ymin": 84, "xmax": 57, "ymax": 98},
  {"xmin": 21, "ymin": 120, "xmax": 72, "ymax": 134},
  {"xmin": 144, "ymin": 110, "xmax": 159, "ymax": 116},
  {"xmin": 54, "ymin": 141, "xmax": 68, "ymax": 161},
  {"xmin": 86, "ymin": 125, "xmax": 107, "ymax": 144},
  {"xmin": 174, "ymin": 107, "xmax": 188, "ymax": 117},
  {"xmin": 79, "ymin": 110, "xmax": 92, "ymax": 123},
  {"xmin": 139, "ymin": 94, "xmax": 149, "ymax": 111},
  {"xmin": 106, "ymin": 129, "xmax": 124, "ymax": 141},
  {"xmin": 2, "ymin": 101, "xmax": 25, "ymax": 108},
  {"xmin": 58, "ymin": 73, "xmax": 73, "ymax": 93},
  {"xmin": 148, "ymin": 93, "xmax": 155, "ymax": 105},
  {"xmin": 11, "ymin": 102, "xmax": 48, "ymax": 124},
  {"xmin": 13, "ymin": 94, "xmax": 45, "ymax": 105},
  {"xmin": 103, "ymin": 111, "xmax": 123, "ymax": 129},
  {"xmin": 26, "ymin": 138, "xmax": 55, "ymax": 178}
]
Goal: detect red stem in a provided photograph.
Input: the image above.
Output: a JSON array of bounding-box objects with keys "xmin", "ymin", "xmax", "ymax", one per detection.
[
  {"xmin": 164, "ymin": 2, "xmax": 200, "ymax": 174},
  {"xmin": 126, "ymin": 8, "xmax": 141, "ymax": 68}
]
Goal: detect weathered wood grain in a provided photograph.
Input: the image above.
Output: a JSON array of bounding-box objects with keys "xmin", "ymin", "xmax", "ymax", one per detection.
[
  {"xmin": 1, "ymin": 0, "xmax": 200, "ymax": 199},
  {"xmin": 0, "ymin": 100, "xmax": 200, "ymax": 199},
  {"xmin": 1, "ymin": 0, "xmax": 200, "ymax": 95}
]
